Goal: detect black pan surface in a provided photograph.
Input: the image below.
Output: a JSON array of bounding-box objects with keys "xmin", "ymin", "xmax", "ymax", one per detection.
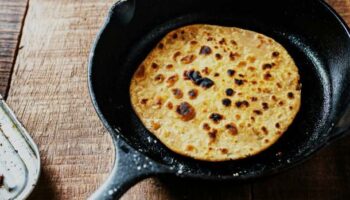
[{"xmin": 88, "ymin": 0, "xmax": 350, "ymax": 199}]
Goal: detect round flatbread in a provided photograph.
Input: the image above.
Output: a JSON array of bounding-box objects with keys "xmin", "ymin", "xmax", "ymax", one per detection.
[{"xmin": 130, "ymin": 24, "xmax": 301, "ymax": 161}]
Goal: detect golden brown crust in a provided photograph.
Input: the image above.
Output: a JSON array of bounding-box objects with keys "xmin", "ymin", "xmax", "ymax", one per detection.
[{"xmin": 130, "ymin": 24, "xmax": 301, "ymax": 161}]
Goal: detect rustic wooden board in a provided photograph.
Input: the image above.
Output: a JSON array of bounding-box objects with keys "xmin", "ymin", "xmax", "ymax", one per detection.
[
  {"xmin": 6, "ymin": 0, "xmax": 115, "ymax": 199},
  {"xmin": 3, "ymin": 0, "xmax": 350, "ymax": 199},
  {"xmin": 0, "ymin": 0, "xmax": 28, "ymax": 97}
]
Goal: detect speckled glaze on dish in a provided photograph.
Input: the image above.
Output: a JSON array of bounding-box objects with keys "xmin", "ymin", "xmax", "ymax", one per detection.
[{"xmin": 88, "ymin": 0, "xmax": 350, "ymax": 199}]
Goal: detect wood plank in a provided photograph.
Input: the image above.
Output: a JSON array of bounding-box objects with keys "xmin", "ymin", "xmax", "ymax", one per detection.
[
  {"xmin": 7, "ymin": 0, "xmax": 251, "ymax": 199},
  {"xmin": 7, "ymin": 0, "xmax": 115, "ymax": 199},
  {"xmin": 0, "ymin": 0, "xmax": 28, "ymax": 97},
  {"xmin": 123, "ymin": 178, "xmax": 251, "ymax": 200},
  {"xmin": 252, "ymin": 0, "xmax": 350, "ymax": 199}
]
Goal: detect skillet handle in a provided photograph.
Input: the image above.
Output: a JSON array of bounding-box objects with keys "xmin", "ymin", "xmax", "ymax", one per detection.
[
  {"xmin": 107, "ymin": 0, "xmax": 135, "ymax": 25},
  {"xmin": 88, "ymin": 138, "xmax": 169, "ymax": 200}
]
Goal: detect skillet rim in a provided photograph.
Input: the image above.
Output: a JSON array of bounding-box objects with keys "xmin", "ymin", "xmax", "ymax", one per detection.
[{"xmin": 87, "ymin": 0, "xmax": 350, "ymax": 180}]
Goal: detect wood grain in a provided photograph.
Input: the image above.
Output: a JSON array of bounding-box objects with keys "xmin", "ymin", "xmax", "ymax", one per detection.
[
  {"xmin": 6, "ymin": 0, "xmax": 115, "ymax": 199},
  {"xmin": 3, "ymin": 0, "xmax": 350, "ymax": 199},
  {"xmin": 0, "ymin": 0, "xmax": 28, "ymax": 97}
]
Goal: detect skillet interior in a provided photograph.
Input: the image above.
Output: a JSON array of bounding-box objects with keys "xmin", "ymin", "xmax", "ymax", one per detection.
[{"xmin": 89, "ymin": 0, "xmax": 350, "ymax": 179}]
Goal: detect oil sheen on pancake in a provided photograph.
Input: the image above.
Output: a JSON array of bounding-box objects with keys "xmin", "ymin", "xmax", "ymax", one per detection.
[{"xmin": 130, "ymin": 24, "xmax": 301, "ymax": 161}]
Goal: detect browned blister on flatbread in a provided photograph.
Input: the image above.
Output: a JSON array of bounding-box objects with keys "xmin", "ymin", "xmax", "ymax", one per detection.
[{"xmin": 130, "ymin": 24, "xmax": 301, "ymax": 161}]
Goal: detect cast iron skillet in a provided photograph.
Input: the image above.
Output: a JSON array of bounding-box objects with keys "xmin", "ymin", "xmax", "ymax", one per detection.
[{"xmin": 88, "ymin": 0, "xmax": 350, "ymax": 199}]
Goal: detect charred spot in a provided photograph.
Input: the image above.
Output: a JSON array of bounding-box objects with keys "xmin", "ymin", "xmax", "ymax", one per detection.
[
  {"xmin": 262, "ymin": 63, "xmax": 273, "ymax": 70},
  {"xmin": 231, "ymin": 40, "xmax": 237, "ymax": 45},
  {"xmin": 154, "ymin": 74, "xmax": 165, "ymax": 83},
  {"xmin": 172, "ymin": 33, "xmax": 178, "ymax": 39},
  {"xmin": 262, "ymin": 102, "xmax": 269, "ymax": 110},
  {"xmin": 184, "ymin": 70, "xmax": 201, "ymax": 83},
  {"xmin": 248, "ymin": 66, "xmax": 256, "ymax": 71},
  {"xmin": 200, "ymin": 78, "xmax": 214, "ymax": 89},
  {"xmin": 135, "ymin": 65, "xmax": 145, "ymax": 78},
  {"xmin": 278, "ymin": 101, "xmax": 284, "ymax": 106},
  {"xmin": 247, "ymin": 56, "xmax": 256, "ymax": 63},
  {"xmin": 251, "ymin": 97, "xmax": 258, "ymax": 102},
  {"xmin": 151, "ymin": 121, "xmax": 161, "ymax": 130},
  {"xmin": 225, "ymin": 88, "xmax": 235, "ymax": 96},
  {"xmin": 236, "ymin": 114, "xmax": 241, "ymax": 120},
  {"xmin": 167, "ymin": 102, "xmax": 173, "ymax": 109},
  {"xmin": 251, "ymin": 116, "xmax": 255, "ymax": 121},
  {"xmin": 209, "ymin": 113, "xmax": 224, "ymax": 123},
  {"xmin": 151, "ymin": 63, "xmax": 159, "ymax": 69},
  {"xmin": 184, "ymin": 70, "xmax": 215, "ymax": 89},
  {"xmin": 272, "ymin": 51, "xmax": 280, "ymax": 57},
  {"xmin": 225, "ymin": 123, "xmax": 238, "ymax": 135},
  {"xmin": 166, "ymin": 74, "xmax": 179, "ymax": 87},
  {"xmin": 207, "ymin": 37, "xmax": 214, "ymax": 41},
  {"xmin": 221, "ymin": 148, "xmax": 228, "ymax": 154},
  {"xmin": 263, "ymin": 88, "xmax": 272, "ymax": 93},
  {"xmin": 219, "ymin": 38, "xmax": 226, "ymax": 45},
  {"xmin": 172, "ymin": 88, "xmax": 183, "ymax": 99},
  {"xmin": 155, "ymin": 97, "xmax": 163, "ymax": 107},
  {"xmin": 166, "ymin": 64, "xmax": 173, "ymax": 69},
  {"xmin": 208, "ymin": 129, "xmax": 218, "ymax": 141},
  {"xmin": 199, "ymin": 46, "xmax": 212, "ymax": 55},
  {"xmin": 203, "ymin": 123, "xmax": 211, "ymax": 131},
  {"xmin": 288, "ymin": 92, "xmax": 294, "ymax": 99},
  {"xmin": 275, "ymin": 123, "xmax": 281, "ymax": 128},
  {"xmin": 235, "ymin": 100, "xmax": 249, "ymax": 108},
  {"xmin": 173, "ymin": 51, "xmax": 181, "ymax": 61},
  {"xmin": 238, "ymin": 61, "xmax": 247, "ymax": 67},
  {"xmin": 261, "ymin": 126, "xmax": 268, "ymax": 135},
  {"xmin": 202, "ymin": 67, "xmax": 210, "ymax": 75},
  {"xmin": 190, "ymin": 40, "xmax": 198, "ymax": 45},
  {"xmin": 276, "ymin": 82, "xmax": 282, "ymax": 88},
  {"xmin": 158, "ymin": 43, "xmax": 164, "ymax": 49},
  {"xmin": 181, "ymin": 55, "xmax": 196, "ymax": 64},
  {"xmin": 227, "ymin": 69, "xmax": 236, "ymax": 77},
  {"xmin": 272, "ymin": 95, "xmax": 277, "ymax": 101},
  {"xmin": 253, "ymin": 110, "xmax": 262, "ymax": 115},
  {"xmin": 264, "ymin": 139, "xmax": 270, "ymax": 143},
  {"xmin": 188, "ymin": 89, "xmax": 198, "ymax": 99},
  {"xmin": 183, "ymin": 70, "xmax": 191, "ymax": 80},
  {"xmin": 215, "ymin": 53, "xmax": 222, "ymax": 60},
  {"xmin": 181, "ymin": 30, "xmax": 185, "ymax": 34},
  {"xmin": 222, "ymin": 98, "xmax": 232, "ymax": 107},
  {"xmin": 238, "ymin": 74, "xmax": 245, "ymax": 78},
  {"xmin": 264, "ymin": 73, "xmax": 272, "ymax": 80},
  {"xmin": 140, "ymin": 99, "xmax": 148, "ymax": 105},
  {"xmin": 229, "ymin": 52, "xmax": 240, "ymax": 61},
  {"xmin": 235, "ymin": 79, "xmax": 244, "ymax": 86},
  {"xmin": 186, "ymin": 145, "xmax": 194, "ymax": 151},
  {"xmin": 176, "ymin": 102, "xmax": 196, "ymax": 121},
  {"xmin": 289, "ymin": 106, "xmax": 293, "ymax": 110},
  {"xmin": 212, "ymin": 73, "xmax": 219, "ymax": 77}
]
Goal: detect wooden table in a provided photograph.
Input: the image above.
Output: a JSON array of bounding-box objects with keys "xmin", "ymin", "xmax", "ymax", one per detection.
[{"xmin": 1, "ymin": 0, "xmax": 350, "ymax": 199}]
